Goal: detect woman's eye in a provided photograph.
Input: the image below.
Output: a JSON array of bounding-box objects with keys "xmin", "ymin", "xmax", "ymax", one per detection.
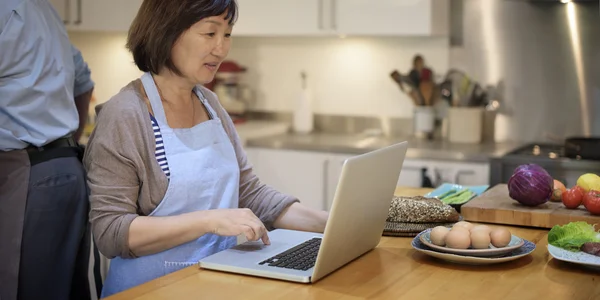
[
  {"xmin": 206, "ymin": 33, "xmax": 216, "ymax": 37},
  {"xmin": 225, "ymin": 33, "xmax": 231, "ymax": 38}
]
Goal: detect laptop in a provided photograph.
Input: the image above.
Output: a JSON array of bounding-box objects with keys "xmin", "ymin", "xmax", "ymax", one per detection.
[{"xmin": 198, "ymin": 141, "xmax": 408, "ymax": 283}]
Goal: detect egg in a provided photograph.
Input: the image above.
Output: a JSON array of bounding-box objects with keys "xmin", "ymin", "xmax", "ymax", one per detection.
[
  {"xmin": 490, "ymin": 228, "xmax": 512, "ymax": 248},
  {"xmin": 470, "ymin": 225, "xmax": 492, "ymax": 235},
  {"xmin": 470, "ymin": 230, "xmax": 491, "ymax": 249},
  {"xmin": 445, "ymin": 229, "xmax": 471, "ymax": 249},
  {"xmin": 453, "ymin": 221, "xmax": 474, "ymax": 231},
  {"xmin": 430, "ymin": 226, "xmax": 450, "ymax": 246}
]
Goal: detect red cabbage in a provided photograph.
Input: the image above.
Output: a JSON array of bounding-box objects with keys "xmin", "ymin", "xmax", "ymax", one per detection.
[{"xmin": 508, "ymin": 164, "xmax": 553, "ymax": 206}]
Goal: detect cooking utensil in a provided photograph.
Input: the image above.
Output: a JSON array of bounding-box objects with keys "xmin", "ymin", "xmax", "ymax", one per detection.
[
  {"xmin": 391, "ymin": 70, "xmax": 424, "ymax": 106},
  {"xmin": 419, "ymin": 80, "xmax": 434, "ymax": 106}
]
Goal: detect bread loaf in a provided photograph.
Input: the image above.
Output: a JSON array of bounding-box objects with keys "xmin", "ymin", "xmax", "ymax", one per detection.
[{"xmin": 387, "ymin": 195, "xmax": 460, "ymax": 223}]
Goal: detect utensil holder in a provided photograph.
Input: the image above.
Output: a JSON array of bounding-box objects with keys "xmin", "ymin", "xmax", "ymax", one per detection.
[
  {"xmin": 413, "ymin": 106, "xmax": 435, "ymax": 139},
  {"xmin": 448, "ymin": 107, "xmax": 483, "ymax": 143}
]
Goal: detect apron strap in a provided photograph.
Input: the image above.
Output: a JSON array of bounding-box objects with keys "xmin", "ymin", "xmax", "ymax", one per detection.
[
  {"xmin": 141, "ymin": 73, "xmax": 219, "ymax": 123},
  {"xmin": 140, "ymin": 72, "xmax": 169, "ymax": 126},
  {"xmin": 193, "ymin": 86, "xmax": 218, "ymax": 120}
]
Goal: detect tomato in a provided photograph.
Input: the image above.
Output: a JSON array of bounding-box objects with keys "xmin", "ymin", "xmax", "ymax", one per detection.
[
  {"xmin": 583, "ymin": 190, "xmax": 600, "ymax": 215},
  {"xmin": 573, "ymin": 185, "xmax": 586, "ymax": 195},
  {"xmin": 562, "ymin": 188, "xmax": 584, "ymax": 209}
]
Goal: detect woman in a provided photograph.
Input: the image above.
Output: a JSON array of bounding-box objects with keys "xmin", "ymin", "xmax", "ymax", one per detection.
[{"xmin": 83, "ymin": 0, "xmax": 328, "ymax": 297}]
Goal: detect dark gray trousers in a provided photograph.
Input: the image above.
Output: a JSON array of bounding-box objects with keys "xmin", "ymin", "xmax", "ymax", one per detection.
[
  {"xmin": 0, "ymin": 150, "xmax": 92, "ymax": 300},
  {"xmin": 17, "ymin": 155, "xmax": 91, "ymax": 300}
]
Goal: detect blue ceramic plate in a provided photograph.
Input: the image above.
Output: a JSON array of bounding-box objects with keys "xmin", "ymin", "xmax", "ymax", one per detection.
[
  {"xmin": 412, "ymin": 230, "xmax": 536, "ymax": 265},
  {"xmin": 419, "ymin": 228, "xmax": 525, "ymax": 257},
  {"xmin": 548, "ymin": 245, "xmax": 600, "ymax": 270},
  {"xmin": 425, "ymin": 183, "xmax": 490, "ymax": 206}
]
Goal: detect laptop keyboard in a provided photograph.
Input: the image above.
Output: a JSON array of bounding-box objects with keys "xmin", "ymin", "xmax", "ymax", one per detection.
[{"xmin": 258, "ymin": 238, "xmax": 322, "ymax": 271}]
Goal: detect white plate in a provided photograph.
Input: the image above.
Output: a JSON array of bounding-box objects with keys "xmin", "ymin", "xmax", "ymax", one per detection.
[
  {"xmin": 548, "ymin": 244, "xmax": 600, "ymax": 270},
  {"xmin": 412, "ymin": 231, "xmax": 536, "ymax": 265},
  {"xmin": 419, "ymin": 228, "xmax": 525, "ymax": 257}
]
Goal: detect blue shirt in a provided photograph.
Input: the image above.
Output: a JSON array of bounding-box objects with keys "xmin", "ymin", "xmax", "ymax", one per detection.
[{"xmin": 0, "ymin": 0, "xmax": 94, "ymax": 151}]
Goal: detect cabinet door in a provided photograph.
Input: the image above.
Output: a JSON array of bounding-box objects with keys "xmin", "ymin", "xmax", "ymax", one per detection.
[
  {"xmin": 48, "ymin": 0, "xmax": 70, "ymax": 24},
  {"xmin": 245, "ymin": 148, "xmax": 328, "ymax": 211},
  {"xmin": 398, "ymin": 159, "xmax": 429, "ymax": 188},
  {"xmin": 333, "ymin": 0, "xmax": 446, "ymax": 36},
  {"xmin": 67, "ymin": 0, "xmax": 142, "ymax": 32},
  {"xmin": 233, "ymin": 0, "xmax": 327, "ymax": 36},
  {"xmin": 324, "ymin": 154, "xmax": 351, "ymax": 210}
]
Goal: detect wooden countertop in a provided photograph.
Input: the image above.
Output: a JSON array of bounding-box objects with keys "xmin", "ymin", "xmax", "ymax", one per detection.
[{"xmin": 105, "ymin": 187, "xmax": 600, "ymax": 300}]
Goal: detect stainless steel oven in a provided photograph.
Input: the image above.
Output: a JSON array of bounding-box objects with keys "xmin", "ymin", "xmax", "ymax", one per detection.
[{"xmin": 490, "ymin": 143, "xmax": 600, "ymax": 188}]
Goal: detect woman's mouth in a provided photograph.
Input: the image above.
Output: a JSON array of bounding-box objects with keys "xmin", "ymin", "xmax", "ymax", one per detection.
[{"xmin": 204, "ymin": 62, "xmax": 219, "ymax": 71}]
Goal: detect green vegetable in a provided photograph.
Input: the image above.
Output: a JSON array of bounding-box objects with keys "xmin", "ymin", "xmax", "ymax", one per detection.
[
  {"xmin": 437, "ymin": 189, "xmax": 457, "ymax": 200},
  {"xmin": 547, "ymin": 221, "xmax": 600, "ymax": 251},
  {"xmin": 441, "ymin": 188, "xmax": 474, "ymax": 205}
]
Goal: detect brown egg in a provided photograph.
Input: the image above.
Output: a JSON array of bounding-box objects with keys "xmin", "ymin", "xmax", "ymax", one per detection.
[
  {"xmin": 470, "ymin": 225, "xmax": 492, "ymax": 235},
  {"xmin": 430, "ymin": 226, "xmax": 450, "ymax": 246},
  {"xmin": 470, "ymin": 230, "xmax": 491, "ymax": 249},
  {"xmin": 445, "ymin": 229, "xmax": 471, "ymax": 249},
  {"xmin": 490, "ymin": 228, "xmax": 512, "ymax": 248},
  {"xmin": 453, "ymin": 221, "xmax": 474, "ymax": 231}
]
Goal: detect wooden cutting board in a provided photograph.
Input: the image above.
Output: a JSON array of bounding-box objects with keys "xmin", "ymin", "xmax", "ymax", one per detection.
[{"xmin": 460, "ymin": 184, "xmax": 600, "ymax": 229}]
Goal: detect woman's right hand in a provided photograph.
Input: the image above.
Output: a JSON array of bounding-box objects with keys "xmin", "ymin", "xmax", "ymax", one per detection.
[{"xmin": 205, "ymin": 208, "xmax": 270, "ymax": 245}]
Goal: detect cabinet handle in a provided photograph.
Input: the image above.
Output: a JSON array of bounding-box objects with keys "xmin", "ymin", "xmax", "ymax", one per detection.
[
  {"xmin": 74, "ymin": 0, "xmax": 82, "ymax": 25},
  {"xmin": 64, "ymin": 0, "xmax": 71, "ymax": 24},
  {"xmin": 322, "ymin": 159, "xmax": 329, "ymax": 210},
  {"xmin": 317, "ymin": 0, "xmax": 323, "ymax": 30},
  {"xmin": 330, "ymin": 0, "xmax": 337, "ymax": 30}
]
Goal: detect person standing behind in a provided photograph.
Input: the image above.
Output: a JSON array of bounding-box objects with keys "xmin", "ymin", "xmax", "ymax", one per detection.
[{"xmin": 0, "ymin": 0, "xmax": 95, "ymax": 299}]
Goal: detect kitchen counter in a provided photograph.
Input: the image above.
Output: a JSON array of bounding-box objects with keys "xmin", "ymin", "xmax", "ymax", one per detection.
[
  {"xmin": 246, "ymin": 133, "xmax": 522, "ymax": 163},
  {"xmin": 104, "ymin": 187, "xmax": 600, "ymax": 300}
]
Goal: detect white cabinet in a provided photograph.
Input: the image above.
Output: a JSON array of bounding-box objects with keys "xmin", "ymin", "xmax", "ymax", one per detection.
[
  {"xmin": 49, "ymin": 0, "xmax": 142, "ymax": 32},
  {"xmin": 67, "ymin": 0, "xmax": 143, "ymax": 32},
  {"xmin": 398, "ymin": 159, "xmax": 491, "ymax": 188},
  {"xmin": 234, "ymin": 0, "xmax": 328, "ymax": 36},
  {"xmin": 245, "ymin": 148, "xmax": 405, "ymax": 211},
  {"xmin": 49, "ymin": 0, "xmax": 69, "ymax": 24},
  {"xmin": 233, "ymin": 0, "xmax": 448, "ymax": 37},
  {"xmin": 245, "ymin": 147, "xmax": 490, "ymax": 211},
  {"xmin": 324, "ymin": 154, "xmax": 352, "ymax": 210},
  {"xmin": 334, "ymin": 0, "xmax": 449, "ymax": 36},
  {"xmin": 245, "ymin": 148, "xmax": 329, "ymax": 211}
]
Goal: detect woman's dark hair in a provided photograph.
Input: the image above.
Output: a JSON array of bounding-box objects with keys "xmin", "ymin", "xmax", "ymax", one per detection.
[{"xmin": 126, "ymin": 0, "xmax": 238, "ymax": 76}]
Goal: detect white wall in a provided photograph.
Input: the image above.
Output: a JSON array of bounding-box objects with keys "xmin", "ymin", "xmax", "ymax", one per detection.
[
  {"xmin": 69, "ymin": 32, "xmax": 449, "ymax": 118},
  {"xmin": 68, "ymin": 32, "xmax": 142, "ymax": 110}
]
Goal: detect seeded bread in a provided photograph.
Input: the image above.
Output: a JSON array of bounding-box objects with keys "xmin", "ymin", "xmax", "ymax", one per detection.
[{"xmin": 387, "ymin": 195, "xmax": 460, "ymax": 223}]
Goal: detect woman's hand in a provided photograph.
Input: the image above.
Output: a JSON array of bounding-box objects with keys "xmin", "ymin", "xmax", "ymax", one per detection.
[
  {"xmin": 206, "ymin": 208, "xmax": 270, "ymax": 245},
  {"xmin": 128, "ymin": 208, "xmax": 269, "ymax": 257}
]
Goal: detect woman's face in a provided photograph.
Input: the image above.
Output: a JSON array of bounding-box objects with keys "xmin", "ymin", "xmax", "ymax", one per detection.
[{"xmin": 170, "ymin": 13, "xmax": 233, "ymax": 85}]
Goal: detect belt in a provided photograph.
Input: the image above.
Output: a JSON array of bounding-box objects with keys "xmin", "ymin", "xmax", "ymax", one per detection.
[{"xmin": 26, "ymin": 136, "xmax": 81, "ymax": 166}]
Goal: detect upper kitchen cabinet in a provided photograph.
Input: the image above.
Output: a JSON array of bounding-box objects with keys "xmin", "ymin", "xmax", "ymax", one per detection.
[
  {"xmin": 233, "ymin": 0, "xmax": 327, "ymax": 36},
  {"xmin": 333, "ymin": 0, "xmax": 449, "ymax": 36},
  {"xmin": 233, "ymin": 0, "xmax": 448, "ymax": 37},
  {"xmin": 49, "ymin": 0, "xmax": 69, "ymax": 23},
  {"xmin": 51, "ymin": 0, "xmax": 142, "ymax": 32}
]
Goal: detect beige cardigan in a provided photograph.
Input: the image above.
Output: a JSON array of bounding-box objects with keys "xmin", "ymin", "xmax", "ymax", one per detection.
[{"xmin": 83, "ymin": 80, "xmax": 298, "ymax": 259}]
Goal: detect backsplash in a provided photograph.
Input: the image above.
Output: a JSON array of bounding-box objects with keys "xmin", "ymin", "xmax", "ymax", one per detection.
[{"xmin": 69, "ymin": 32, "xmax": 449, "ymax": 119}]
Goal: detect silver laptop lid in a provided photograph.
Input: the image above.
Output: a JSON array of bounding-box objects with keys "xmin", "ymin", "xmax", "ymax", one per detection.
[{"xmin": 311, "ymin": 141, "xmax": 408, "ymax": 282}]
